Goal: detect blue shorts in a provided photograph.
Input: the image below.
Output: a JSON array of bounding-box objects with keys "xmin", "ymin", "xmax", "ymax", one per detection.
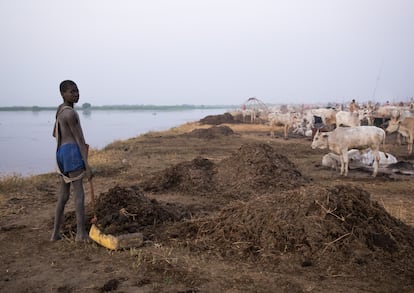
[{"xmin": 56, "ymin": 143, "xmax": 85, "ymax": 174}]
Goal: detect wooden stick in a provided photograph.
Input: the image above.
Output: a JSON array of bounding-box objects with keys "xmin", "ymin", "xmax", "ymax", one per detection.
[
  {"xmin": 89, "ymin": 178, "xmax": 98, "ymax": 224},
  {"xmin": 89, "ymin": 179, "xmax": 95, "ymax": 210}
]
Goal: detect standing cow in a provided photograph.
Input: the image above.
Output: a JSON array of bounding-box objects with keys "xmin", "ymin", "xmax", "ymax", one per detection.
[
  {"xmin": 386, "ymin": 116, "xmax": 414, "ymax": 154},
  {"xmin": 311, "ymin": 126, "xmax": 386, "ymax": 177},
  {"xmin": 335, "ymin": 111, "xmax": 360, "ymax": 127},
  {"xmin": 311, "ymin": 108, "xmax": 337, "ymax": 126},
  {"xmin": 268, "ymin": 112, "xmax": 299, "ymax": 139}
]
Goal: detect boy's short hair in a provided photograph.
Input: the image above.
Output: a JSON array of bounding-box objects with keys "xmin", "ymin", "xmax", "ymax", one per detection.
[{"xmin": 60, "ymin": 80, "xmax": 77, "ymax": 94}]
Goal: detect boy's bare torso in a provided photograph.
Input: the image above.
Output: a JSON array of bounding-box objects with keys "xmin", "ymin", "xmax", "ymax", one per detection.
[{"xmin": 55, "ymin": 105, "xmax": 86, "ymax": 147}]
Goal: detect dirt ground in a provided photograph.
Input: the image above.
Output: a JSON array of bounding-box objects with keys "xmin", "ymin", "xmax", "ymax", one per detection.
[{"xmin": 1, "ymin": 115, "xmax": 414, "ymax": 293}]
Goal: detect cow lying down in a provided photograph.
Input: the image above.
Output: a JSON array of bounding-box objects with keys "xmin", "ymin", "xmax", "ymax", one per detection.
[
  {"xmin": 322, "ymin": 149, "xmax": 397, "ymax": 170},
  {"xmin": 322, "ymin": 151, "xmax": 414, "ymax": 175}
]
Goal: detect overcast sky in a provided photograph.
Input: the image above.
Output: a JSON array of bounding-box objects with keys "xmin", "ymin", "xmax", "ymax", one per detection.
[{"xmin": 1, "ymin": 0, "xmax": 413, "ymax": 107}]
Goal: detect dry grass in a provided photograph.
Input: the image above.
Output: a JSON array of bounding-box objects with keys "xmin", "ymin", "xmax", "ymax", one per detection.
[
  {"xmin": 0, "ymin": 173, "xmax": 55, "ymax": 193},
  {"xmin": 0, "ymin": 174, "xmax": 27, "ymax": 192},
  {"xmin": 360, "ymin": 179, "xmax": 414, "ymax": 227},
  {"xmin": 379, "ymin": 198, "xmax": 414, "ymax": 226},
  {"xmin": 222, "ymin": 123, "xmax": 271, "ymax": 133}
]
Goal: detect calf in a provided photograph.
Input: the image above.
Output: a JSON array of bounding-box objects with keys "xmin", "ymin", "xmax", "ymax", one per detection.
[
  {"xmin": 386, "ymin": 116, "xmax": 414, "ymax": 154},
  {"xmin": 311, "ymin": 126, "xmax": 386, "ymax": 177}
]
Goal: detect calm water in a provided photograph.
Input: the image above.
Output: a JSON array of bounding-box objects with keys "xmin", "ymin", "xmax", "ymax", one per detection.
[{"xmin": 0, "ymin": 108, "xmax": 227, "ymax": 176}]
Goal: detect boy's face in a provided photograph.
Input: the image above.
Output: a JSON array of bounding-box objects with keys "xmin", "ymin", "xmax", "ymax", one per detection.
[{"xmin": 62, "ymin": 84, "xmax": 79, "ymax": 104}]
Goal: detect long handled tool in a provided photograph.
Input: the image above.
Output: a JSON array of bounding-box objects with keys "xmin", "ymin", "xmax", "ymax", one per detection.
[
  {"xmin": 89, "ymin": 178, "xmax": 97, "ymax": 224},
  {"xmin": 85, "ymin": 144, "xmax": 97, "ymax": 224}
]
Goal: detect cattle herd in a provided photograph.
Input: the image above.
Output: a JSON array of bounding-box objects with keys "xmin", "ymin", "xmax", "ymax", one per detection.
[{"xmin": 239, "ymin": 101, "xmax": 414, "ymax": 177}]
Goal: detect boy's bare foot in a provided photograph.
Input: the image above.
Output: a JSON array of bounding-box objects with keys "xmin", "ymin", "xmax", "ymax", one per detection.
[
  {"xmin": 75, "ymin": 235, "xmax": 92, "ymax": 243},
  {"xmin": 50, "ymin": 234, "xmax": 62, "ymax": 241}
]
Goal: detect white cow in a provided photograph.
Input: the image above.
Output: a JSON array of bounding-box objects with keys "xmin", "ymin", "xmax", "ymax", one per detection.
[
  {"xmin": 311, "ymin": 126, "xmax": 386, "ymax": 177},
  {"xmin": 311, "ymin": 108, "xmax": 337, "ymax": 126},
  {"xmin": 292, "ymin": 118, "xmax": 313, "ymax": 137},
  {"xmin": 290, "ymin": 109, "xmax": 314, "ymax": 137},
  {"xmin": 242, "ymin": 109, "xmax": 257, "ymax": 123},
  {"xmin": 386, "ymin": 116, "xmax": 414, "ymax": 154},
  {"xmin": 357, "ymin": 108, "xmax": 374, "ymax": 126},
  {"xmin": 335, "ymin": 111, "xmax": 360, "ymax": 127},
  {"xmin": 268, "ymin": 112, "xmax": 300, "ymax": 139},
  {"xmin": 374, "ymin": 106, "xmax": 400, "ymax": 118},
  {"xmin": 322, "ymin": 149, "xmax": 397, "ymax": 170},
  {"xmin": 387, "ymin": 109, "xmax": 414, "ymax": 145}
]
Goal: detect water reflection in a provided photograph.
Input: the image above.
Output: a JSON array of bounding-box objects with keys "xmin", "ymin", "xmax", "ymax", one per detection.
[{"xmin": 81, "ymin": 109, "xmax": 92, "ymax": 117}]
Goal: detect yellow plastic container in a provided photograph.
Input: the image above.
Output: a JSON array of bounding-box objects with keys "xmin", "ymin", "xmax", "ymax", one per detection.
[{"xmin": 89, "ymin": 224, "xmax": 143, "ymax": 250}]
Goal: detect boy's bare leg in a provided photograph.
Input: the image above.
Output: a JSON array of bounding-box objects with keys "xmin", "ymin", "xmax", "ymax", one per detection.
[
  {"xmin": 50, "ymin": 179, "xmax": 70, "ymax": 241},
  {"xmin": 72, "ymin": 178, "xmax": 89, "ymax": 241}
]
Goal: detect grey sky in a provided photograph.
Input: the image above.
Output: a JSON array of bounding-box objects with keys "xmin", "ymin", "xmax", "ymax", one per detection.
[{"xmin": 1, "ymin": 0, "xmax": 413, "ymax": 107}]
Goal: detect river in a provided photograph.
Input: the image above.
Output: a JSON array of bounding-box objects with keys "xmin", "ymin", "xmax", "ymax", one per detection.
[{"xmin": 0, "ymin": 108, "xmax": 228, "ymax": 176}]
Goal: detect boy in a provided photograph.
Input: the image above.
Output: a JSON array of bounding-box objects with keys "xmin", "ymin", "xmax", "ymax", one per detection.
[{"xmin": 50, "ymin": 80, "xmax": 93, "ymax": 242}]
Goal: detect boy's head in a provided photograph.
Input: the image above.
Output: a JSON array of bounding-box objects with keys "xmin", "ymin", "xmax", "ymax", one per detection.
[
  {"xmin": 60, "ymin": 80, "xmax": 77, "ymax": 95},
  {"xmin": 59, "ymin": 80, "xmax": 79, "ymax": 103}
]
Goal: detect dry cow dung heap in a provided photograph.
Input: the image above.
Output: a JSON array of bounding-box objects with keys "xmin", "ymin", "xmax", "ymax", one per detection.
[
  {"xmin": 199, "ymin": 112, "xmax": 238, "ymax": 125},
  {"xmin": 174, "ymin": 185, "xmax": 414, "ymax": 278},
  {"xmin": 78, "ymin": 142, "xmax": 308, "ymax": 237},
  {"xmin": 215, "ymin": 142, "xmax": 307, "ymax": 195},
  {"xmin": 141, "ymin": 156, "xmax": 217, "ymax": 195},
  {"xmin": 185, "ymin": 125, "xmax": 235, "ymax": 140},
  {"xmin": 92, "ymin": 186, "xmax": 188, "ymax": 236},
  {"xmin": 141, "ymin": 142, "xmax": 307, "ymax": 198}
]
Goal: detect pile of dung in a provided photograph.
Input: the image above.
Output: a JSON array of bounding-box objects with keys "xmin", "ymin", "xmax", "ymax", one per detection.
[
  {"xmin": 92, "ymin": 186, "xmax": 188, "ymax": 236},
  {"xmin": 185, "ymin": 125, "xmax": 235, "ymax": 140},
  {"xmin": 141, "ymin": 157, "xmax": 217, "ymax": 195},
  {"xmin": 215, "ymin": 143, "xmax": 307, "ymax": 195},
  {"xmin": 175, "ymin": 185, "xmax": 414, "ymax": 276},
  {"xmin": 199, "ymin": 112, "xmax": 238, "ymax": 125},
  {"xmin": 141, "ymin": 143, "xmax": 306, "ymax": 198}
]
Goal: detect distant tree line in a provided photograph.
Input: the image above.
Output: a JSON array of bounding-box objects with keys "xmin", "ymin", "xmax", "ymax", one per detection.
[{"xmin": 0, "ymin": 104, "xmax": 234, "ymax": 111}]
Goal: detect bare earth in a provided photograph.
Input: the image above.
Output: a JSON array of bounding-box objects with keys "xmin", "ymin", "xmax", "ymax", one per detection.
[{"xmin": 1, "ymin": 117, "xmax": 414, "ymax": 293}]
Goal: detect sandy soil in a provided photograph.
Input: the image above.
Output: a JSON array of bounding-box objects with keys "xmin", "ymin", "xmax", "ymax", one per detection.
[{"xmin": 1, "ymin": 116, "xmax": 414, "ymax": 293}]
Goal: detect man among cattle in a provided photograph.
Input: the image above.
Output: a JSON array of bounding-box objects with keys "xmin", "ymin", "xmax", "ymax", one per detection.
[{"xmin": 349, "ymin": 99, "xmax": 358, "ymax": 113}]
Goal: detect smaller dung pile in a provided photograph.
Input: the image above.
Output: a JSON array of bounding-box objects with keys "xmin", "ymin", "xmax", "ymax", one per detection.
[
  {"xmin": 199, "ymin": 112, "xmax": 237, "ymax": 125},
  {"xmin": 93, "ymin": 186, "xmax": 187, "ymax": 236},
  {"xmin": 141, "ymin": 157, "xmax": 217, "ymax": 195},
  {"xmin": 186, "ymin": 125, "xmax": 235, "ymax": 139}
]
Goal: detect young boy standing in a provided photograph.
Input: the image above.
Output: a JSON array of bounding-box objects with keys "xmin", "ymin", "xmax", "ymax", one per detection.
[{"xmin": 50, "ymin": 80, "xmax": 93, "ymax": 242}]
